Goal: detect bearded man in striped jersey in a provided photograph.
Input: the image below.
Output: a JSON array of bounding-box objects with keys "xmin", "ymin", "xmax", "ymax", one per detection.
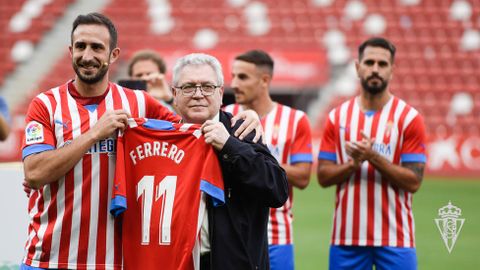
[{"xmin": 317, "ymin": 37, "xmax": 426, "ymax": 270}]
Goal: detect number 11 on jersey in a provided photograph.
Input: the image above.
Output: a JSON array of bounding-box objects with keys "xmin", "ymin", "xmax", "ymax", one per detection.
[{"xmin": 137, "ymin": 175, "xmax": 177, "ymax": 245}]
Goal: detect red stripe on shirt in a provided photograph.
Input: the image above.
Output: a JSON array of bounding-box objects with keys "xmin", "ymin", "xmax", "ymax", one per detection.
[{"xmin": 351, "ymin": 106, "xmax": 365, "ymax": 246}]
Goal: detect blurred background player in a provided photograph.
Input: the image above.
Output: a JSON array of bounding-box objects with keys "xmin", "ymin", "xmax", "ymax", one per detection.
[
  {"xmin": 127, "ymin": 49, "xmax": 176, "ymax": 112},
  {"xmin": 224, "ymin": 50, "xmax": 313, "ymax": 270},
  {"xmin": 0, "ymin": 95, "xmax": 10, "ymax": 141},
  {"xmin": 170, "ymin": 53, "xmax": 288, "ymax": 270},
  {"xmin": 317, "ymin": 37, "xmax": 426, "ymax": 270}
]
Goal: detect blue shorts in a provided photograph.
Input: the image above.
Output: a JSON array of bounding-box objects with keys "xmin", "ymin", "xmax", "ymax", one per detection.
[
  {"xmin": 329, "ymin": 245, "xmax": 417, "ymax": 270},
  {"xmin": 269, "ymin": 244, "xmax": 294, "ymax": 270}
]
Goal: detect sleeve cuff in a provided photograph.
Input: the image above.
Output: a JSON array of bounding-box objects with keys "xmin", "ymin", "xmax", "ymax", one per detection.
[
  {"xmin": 401, "ymin": 153, "xmax": 426, "ymax": 163},
  {"xmin": 290, "ymin": 153, "xmax": 313, "ymax": 164},
  {"xmin": 110, "ymin": 195, "xmax": 127, "ymax": 217},
  {"xmin": 22, "ymin": 144, "xmax": 55, "ymax": 160},
  {"xmin": 200, "ymin": 180, "xmax": 225, "ymax": 207},
  {"xmin": 318, "ymin": 151, "xmax": 337, "ymax": 162}
]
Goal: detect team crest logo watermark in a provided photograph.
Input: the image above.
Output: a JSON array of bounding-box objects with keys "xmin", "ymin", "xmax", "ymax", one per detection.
[{"xmin": 434, "ymin": 201, "xmax": 465, "ymax": 253}]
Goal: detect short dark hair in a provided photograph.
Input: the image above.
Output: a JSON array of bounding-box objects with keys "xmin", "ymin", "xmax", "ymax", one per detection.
[
  {"xmin": 128, "ymin": 50, "xmax": 167, "ymax": 76},
  {"xmin": 71, "ymin": 13, "xmax": 118, "ymax": 51},
  {"xmin": 235, "ymin": 50, "xmax": 274, "ymax": 76},
  {"xmin": 358, "ymin": 37, "xmax": 396, "ymax": 62}
]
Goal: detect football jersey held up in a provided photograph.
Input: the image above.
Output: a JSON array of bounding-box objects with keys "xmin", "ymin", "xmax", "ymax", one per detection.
[{"xmin": 111, "ymin": 118, "xmax": 224, "ymax": 270}]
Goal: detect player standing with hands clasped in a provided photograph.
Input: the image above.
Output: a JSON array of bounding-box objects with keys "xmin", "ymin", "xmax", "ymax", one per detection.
[{"xmin": 317, "ymin": 37, "xmax": 427, "ymax": 270}]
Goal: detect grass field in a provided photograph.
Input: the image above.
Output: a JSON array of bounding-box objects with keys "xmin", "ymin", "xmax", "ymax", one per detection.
[{"xmin": 293, "ymin": 177, "xmax": 480, "ymax": 270}]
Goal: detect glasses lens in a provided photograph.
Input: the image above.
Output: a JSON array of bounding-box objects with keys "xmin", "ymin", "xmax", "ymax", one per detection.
[
  {"xmin": 178, "ymin": 84, "xmax": 218, "ymax": 96},
  {"xmin": 181, "ymin": 85, "xmax": 196, "ymax": 96},
  {"xmin": 201, "ymin": 85, "xmax": 216, "ymax": 96}
]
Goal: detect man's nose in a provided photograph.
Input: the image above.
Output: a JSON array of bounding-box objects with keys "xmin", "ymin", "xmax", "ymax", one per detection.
[
  {"xmin": 82, "ymin": 47, "xmax": 95, "ymax": 61},
  {"xmin": 192, "ymin": 87, "xmax": 204, "ymax": 98}
]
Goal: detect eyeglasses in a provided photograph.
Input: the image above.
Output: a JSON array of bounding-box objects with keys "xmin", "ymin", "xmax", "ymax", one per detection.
[{"xmin": 174, "ymin": 83, "xmax": 220, "ymax": 96}]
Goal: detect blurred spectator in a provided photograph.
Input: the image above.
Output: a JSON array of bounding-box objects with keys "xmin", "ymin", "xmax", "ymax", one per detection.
[
  {"xmin": 450, "ymin": 0, "xmax": 472, "ymax": 21},
  {"xmin": 450, "ymin": 92, "xmax": 474, "ymax": 115},
  {"xmin": 127, "ymin": 49, "xmax": 176, "ymax": 112},
  {"xmin": 446, "ymin": 91, "xmax": 474, "ymax": 126},
  {"xmin": 0, "ymin": 96, "xmax": 11, "ymax": 141}
]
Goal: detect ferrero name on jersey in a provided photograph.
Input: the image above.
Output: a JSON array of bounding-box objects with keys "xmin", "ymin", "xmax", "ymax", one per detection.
[{"xmin": 129, "ymin": 141, "xmax": 185, "ymax": 165}]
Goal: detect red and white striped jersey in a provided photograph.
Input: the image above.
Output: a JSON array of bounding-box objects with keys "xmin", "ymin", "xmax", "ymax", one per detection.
[
  {"xmin": 318, "ymin": 96, "xmax": 427, "ymax": 248},
  {"xmin": 21, "ymin": 81, "xmax": 179, "ymax": 269},
  {"xmin": 224, "ymin": 103, "xmax": 313, "ymax": 245},
  {"xmin": 111, "ymin": 118, "xmax": 224, "ymax": 270}
]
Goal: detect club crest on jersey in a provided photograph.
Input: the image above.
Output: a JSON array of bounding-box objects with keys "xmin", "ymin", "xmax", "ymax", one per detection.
[
  {"xmin": 87, "ymin": 138, "xmax": 116, "ymax": 155},
  {"xmin": 385, "ymin": 120, "xmax": 394, "ymax": 139},
  {"xmin": 25, "ymin": 121, "xmax": 44, "ymax": 145},
  {"xmin": 268, "ymin": 145, "xmax": 281, "ymax": 159},
  {"xmin": 272, "ymin": 124, "xmax": 280, "ymax": 141}
]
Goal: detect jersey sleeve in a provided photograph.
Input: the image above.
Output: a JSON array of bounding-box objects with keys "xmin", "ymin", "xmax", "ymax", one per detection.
[
  {"xmin": 144, "ymin": 93, "xmax": 181, "ymax": 123},
  {"xmin": 110, "ymin": 130, "xmax": 128, "ymax": 217},
  {"xmin": 400, "ymin": 114, "xmax": 427, "ymax": 163},
  {"xmin": 290, "ymin": 114, "xmax": 313, "ymax": 164},
  {"xmin": 22, "ymin": 96, "xmax": 56, "ymax": 159},
  {"xmin": 317, "ymin": 115, "xmax": 337, "ymax": 162},
  {"xmin": 199, "ymin": 145, "xmax": 224, "ymax": 207}
]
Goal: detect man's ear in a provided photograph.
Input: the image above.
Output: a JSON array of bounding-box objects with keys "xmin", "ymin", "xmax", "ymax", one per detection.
[
  {"xmin": 109, "ymin": 47, "xmax": 121, "ymax": 64},
  {"xmin": 218, "ymin": 86, "xmax": 224, "ymax": 98},
  {"xmin": 172, "ymin": 87, "xmax": 178, "ymax": 106},
  {"xmin": 261, "ymin": 74, "xmax": 271, "ymax": 88}
]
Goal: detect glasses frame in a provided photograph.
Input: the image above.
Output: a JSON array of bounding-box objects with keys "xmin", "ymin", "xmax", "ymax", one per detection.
[{"xmin": 173, "ymin": 83, "xmax": 221, "ymax": 96}]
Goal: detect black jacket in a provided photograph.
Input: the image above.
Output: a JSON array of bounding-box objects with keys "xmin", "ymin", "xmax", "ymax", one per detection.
[{"xmin": 207, "ymin": 111, "xmax": 289, "ymax": 270}]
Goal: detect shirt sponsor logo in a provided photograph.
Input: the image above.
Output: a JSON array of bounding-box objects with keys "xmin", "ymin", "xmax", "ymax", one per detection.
[
  {"xmin": 372, "ymin": 142, "xmax": 392, "ymax": 157},
  {"xmin": 25, "ymin": 121, "xmax": 44, "ymax": 145},
  {"xmin": 87, "ymin": 138, "xmax": 116, "ymax": 155}
]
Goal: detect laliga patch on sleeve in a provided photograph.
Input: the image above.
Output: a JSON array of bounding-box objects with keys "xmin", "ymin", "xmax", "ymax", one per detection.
[{"xmin": 25, "ymin": 121, "xmax": 45, "ymax": 145}]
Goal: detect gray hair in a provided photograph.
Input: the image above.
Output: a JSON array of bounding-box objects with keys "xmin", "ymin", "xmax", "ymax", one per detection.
[{"xmin": 172, "ymin": 53, "xmax": 224, "ymax": 87}]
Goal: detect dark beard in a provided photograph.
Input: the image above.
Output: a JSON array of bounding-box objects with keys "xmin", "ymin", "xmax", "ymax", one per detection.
[
  {"xmin": 361, "ymin": 75, "xmax": 388, "ymax": 95},
  {"xmin": 72, "ymin": 59, "xmax": 108, "ymax": 84}
]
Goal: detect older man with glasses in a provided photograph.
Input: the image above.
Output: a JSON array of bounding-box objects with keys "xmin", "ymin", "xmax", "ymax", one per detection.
[{"xmin": 171, "ymin": 53, "xmax": 288, "ymax": 270}]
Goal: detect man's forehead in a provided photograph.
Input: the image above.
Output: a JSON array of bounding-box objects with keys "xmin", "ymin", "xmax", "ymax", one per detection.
[
  {"xmin": 233, "ymin": 60, "xmax": 256, "ymax": 71},
  {"xmin": 72, "ymin": 24, "xmax": 110, "ymax": 43},
  {"xmin": 179, "ymin": 65, "xmax": 217, "ymax": 83},
  {"xmin": 132, "ymin": 60, "xmax": 160, "ymax": 73},
  {"xmin": 362, "ymin": 46, "xmax": 392, "ymax": 60}
]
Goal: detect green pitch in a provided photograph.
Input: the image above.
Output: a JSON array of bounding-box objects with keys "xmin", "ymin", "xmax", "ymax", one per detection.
[{"xmin": 293, "ymin": 177, "xmax": 480, "ymax": 270}]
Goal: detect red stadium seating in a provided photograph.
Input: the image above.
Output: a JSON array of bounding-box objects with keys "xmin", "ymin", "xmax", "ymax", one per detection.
[
  {"xmin": 0, "ymin": 0, "xmax": 73, "ymax": 87},
  {"xmin": 7, "ymin": 0, "xmax": 480, "ymax": 137}
]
